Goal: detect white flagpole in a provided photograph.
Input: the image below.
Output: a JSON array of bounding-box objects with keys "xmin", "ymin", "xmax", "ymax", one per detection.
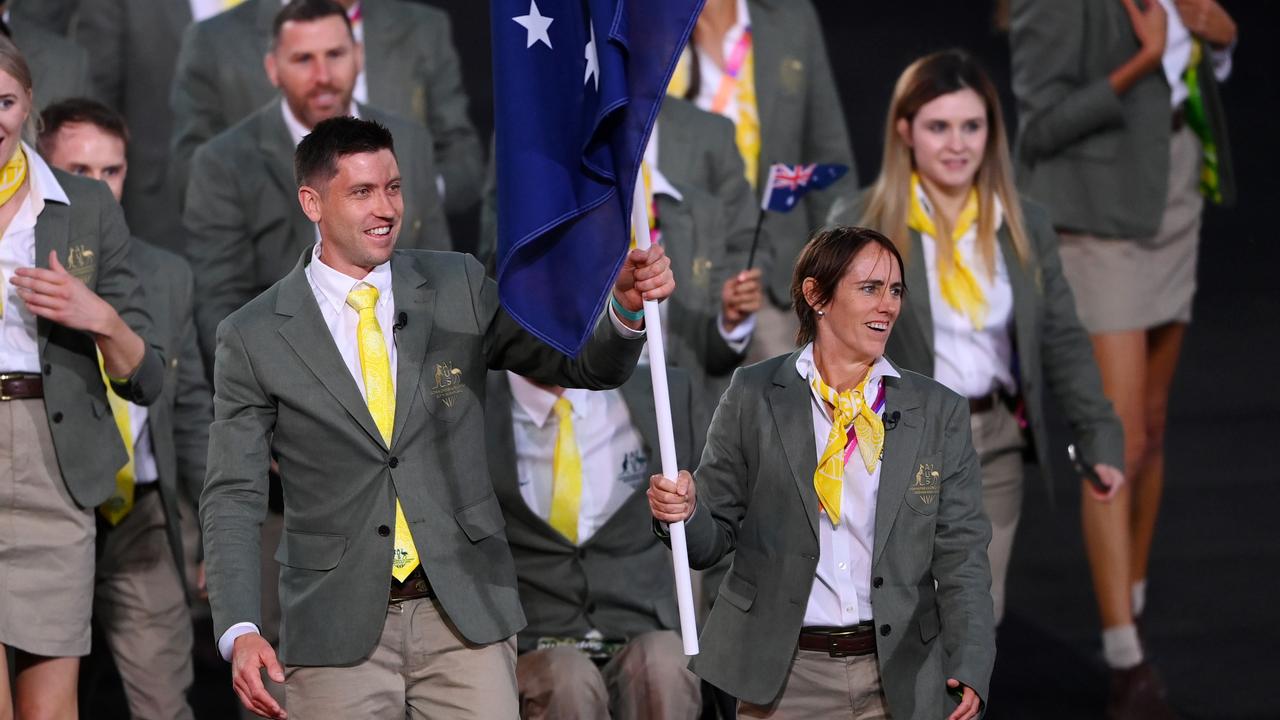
[{"xmin": 630, "ymin": 168, "xmax": 699, "ymax": 656}]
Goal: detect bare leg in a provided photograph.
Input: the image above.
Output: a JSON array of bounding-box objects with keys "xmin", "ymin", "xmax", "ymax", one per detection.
[
  {"xmin": 1128, "ymin": 322, "xmax": 1186, "ymax": 588},
  {"xmin": 13, "ymin": 653, "xmax": 78, "ymax": 720},
  {"xmin": 1081, "ymin": 329, "xmax": 1148, "ymax": 630}
]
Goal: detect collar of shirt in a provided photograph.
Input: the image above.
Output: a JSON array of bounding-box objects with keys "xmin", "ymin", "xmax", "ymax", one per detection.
[
  {"xmin": 306, "ymin": 241, "xmax": 393, "ymax": 316},
  {"xmin": 642, "ymin": 123, "xmax": 683, "ymax": 203},
  {"xmin": 913, "ymin": 180, "xmax": 1005, "ymax": 238},
  {"xmin": 794, "ymin": 342, "xmax": 900, "ymax": 408},
  {"xmin": 507, "ymin": 372, "xmax": 596, "ymax": 429},
  {"xmin": 13, "ymin": 143, "xmax": 70, "ymax": 235},
  {"xmin": 281, "ymin": 99, "xmax": 361, "ymax": 148}
]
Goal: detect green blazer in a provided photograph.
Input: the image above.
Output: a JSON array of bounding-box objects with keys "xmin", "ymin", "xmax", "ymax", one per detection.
[
  {"xmin": 828, "ymin": 195, "xmax": 1124, "ymax": 488},
  {"xmin": 1009, "ymin": 0, "xmax": 1235, "ymax": 236},
  {"xmin": 35, "ymin": 170, "xmax": 166, "ymax": 508},
  {"xmin": 9, "ymin": 12, "xmax": 91, "ymax": 110},
  {"xmin": 746, "ymin": 0, "xmax": 857, "ymax": 308},
  {"xmin": 75, "ymin": 0, "xmax": 194, "ymax": 248},
  {"xmin": 169, "ymin": 0, "xmax": 483, "ymax": 214},
  {"xmin": 486, "ymin": 369, "xmax": 698, "ymax": 654},
  {"xmin": 677, "ymin": 353, "xmax": 995, "ymax": 714},
  {"xmin": 129, "ymin": 239, "xmax": 212, "ymax": 592},
  {"xmin": 182, "ymin": 100, "xmax": 451, "ymax": 372},
  {"xmin": 201, "ymin": 248, "xmax": 646, "ymax": 667}
]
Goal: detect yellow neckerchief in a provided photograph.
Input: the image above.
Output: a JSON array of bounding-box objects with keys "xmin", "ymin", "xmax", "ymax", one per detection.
[
  {"xmin": 0, "ymin": 145, "xmax": 29, "ymax": 208},
  {"xmin": 907, "ymin": 173, "xmax": 987, "ymax": 330},
  {"xmin": 810, "ymin": 368, "xmax": 884, "ymax": 527}
]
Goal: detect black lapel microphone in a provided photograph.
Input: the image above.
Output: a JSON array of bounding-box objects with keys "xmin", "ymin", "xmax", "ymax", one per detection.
[
  {"xmin": 392, "ymin": 312, "xmax": 408, "ymax": 333},
  {"xmin": 884, "ymin": 410, "xmax": 901, "ymax": 431}
]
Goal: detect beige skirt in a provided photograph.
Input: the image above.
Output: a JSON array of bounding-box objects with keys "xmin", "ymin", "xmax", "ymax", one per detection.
[
  {"xmin": 1059, "ymin": 127, "xmax": 1205, "ymax": 334},
  {"xmin": 0, "ymin": 398, "xmax": 95, "ymax": 657}
]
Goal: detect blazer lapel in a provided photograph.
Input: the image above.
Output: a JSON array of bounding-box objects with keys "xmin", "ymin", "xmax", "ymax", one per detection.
[
  {"xmin": 767, "ymin": 351, "xmax": 820, "ymax": 539},
  {"xmin": 485, "ymin": 372, "xmax": 560, "ymax": 539},
  {"xmin": 904, "ymin": 230, "xmax": 934, "ymax": 358},
  {"xmin": 34, "ymin": 200, "xmax": 70, "ymax": 355},
  {"xmin": 873, "ymin": 369, "xmax": 924, "ymax": 567},
  {"xmin": 1000, "ymin": 225, "xmax": 1037, "ymax": 380},
  {"xmin": 389, "ymin": 253, "xmax": 434, "ymax": 449},
  {"xmin": 275, "ymin": 251, "xmax": 386, "ymax": 448},
  {"xmin": 748, "ymin": 0, "xmax": 782, "ymax": 188}
]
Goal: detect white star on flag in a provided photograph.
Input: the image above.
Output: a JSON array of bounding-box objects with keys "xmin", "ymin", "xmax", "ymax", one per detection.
[
  {"xmin": 513, "ymin": 0, "xmax": 554, "ymax": 49},
  {"xmin": 584, "ymin": 23, "xmax": 599, "ymax": 90}
]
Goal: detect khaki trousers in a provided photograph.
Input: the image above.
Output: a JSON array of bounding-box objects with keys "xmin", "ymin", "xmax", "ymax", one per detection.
[
  {"xmin": 738, "ymin": 649, "xmax": 889, "ymax": 719},
  {"xmin": 285, "ymin": 597, "xmax": 518, "ymax": 719},
  {"xmin": 516, "ymin": 630, "xmax": 700, "ymax": 720},
  {"xmin": 94, "ymin": 487, "xmax": 196, "ymax": 720},
  {"xmin": 971, "ymin": 402, "xmax": 1027, "ymax": 624}
]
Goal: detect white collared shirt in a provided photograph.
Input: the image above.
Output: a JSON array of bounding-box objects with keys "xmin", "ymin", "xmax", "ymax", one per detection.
[
  {"xmin": 690, "ymin": 0, "xmax": 752, "ymax": 123},
  {"xmin": 508, "ymin": 373, "xmax": 647, "ymax": 544},
  {"xmin": 795, "ymin": 344, "xmax": 899, "ymax": 627},
  {"xmin": 915, "ymin": 187, "xmax": 1016, "ymax": 400},
  {"xmin": 188, "ymin": 0, "xmax": 229, "ymax": 22},
  {"xmin": 304, "ymin": 242, "xmax": 398, "ymax": 395},
  {"xmin": 0, "ymin": 144, "xmax": 68, "ymax": 373},
  {"xmin": 1156, "ymin": 0, "xmax": 1234, "ymax": 108}
]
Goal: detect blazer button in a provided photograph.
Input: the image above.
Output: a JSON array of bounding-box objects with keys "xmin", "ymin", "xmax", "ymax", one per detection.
[
  {"xmin": 42, "ymin": 363, "xmax": 51, "ymax": 375},
  {"xmin": 388, "ymin": 457, "xmax": 399, "ymax": 468},
  {"xmin": 576, "ymin": 547, "xmax": 587, "ymax": 560},
  {"xmin": 377, "ymin": 525, "xmax": 391, "ymax": 537},
  {"xmin": 586, "ymin": 602, "xmax": 597, "ymax": 614},
  {"xmin": 879, "ymin": 624, "xmax": 891, "ymax": 637},
  {"xmin": 51, "ymin": 411, "xmax": 63, "ymax": 423},
  {"xmin": 872, "ymin": 576, "xmax": 883, "ymax": 589}
]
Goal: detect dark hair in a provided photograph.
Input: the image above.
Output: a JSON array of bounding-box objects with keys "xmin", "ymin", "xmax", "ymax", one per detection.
[
  {"xmin": 272, "ymin": 0, "xmax": 352, "ymax": 48},
  {"xmin": 790, "ymin": 226, "xmax": 906, "ymax": 346},
  {"xmin": 37, "ymin": 98, "xmax": 130, "ymax": 157},
  {"xmin": 294, "ymin": 116, "xmax": 395, "ymax": 188}
]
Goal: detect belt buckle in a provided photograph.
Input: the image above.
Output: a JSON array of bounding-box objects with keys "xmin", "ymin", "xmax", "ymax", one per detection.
[
  {"xmin": 824, "ymin": 626, "xmax": 867, "ymax": 658},
  {"xmin": 0, "ymin": 373, "xmax": 18, "ymax": 401}
]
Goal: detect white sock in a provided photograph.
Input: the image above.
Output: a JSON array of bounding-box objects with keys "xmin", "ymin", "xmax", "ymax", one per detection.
[
  {"xmin": 1132, "ymin": 579, "xmax": 1147, "ymax": 618},
  {"xmin": 1102, "ymin": 624, "xmax": 1144, "ymax": 669}
]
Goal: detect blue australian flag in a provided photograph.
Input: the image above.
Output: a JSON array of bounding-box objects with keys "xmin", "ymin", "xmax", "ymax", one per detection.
[
  {"xmin": 760, "ymin": 163, "xmax": 850, "ymax": 213},
  {"xmin": 491, "ymin": 0, "xmax": 704, "ymax": 355}
]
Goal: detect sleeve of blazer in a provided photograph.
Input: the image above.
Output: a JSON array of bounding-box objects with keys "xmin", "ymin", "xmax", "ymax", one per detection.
[
  {"xmin": 170, "ymin": 259, "xmax": 214, "ymax": 509},
  {"xmin": 169, "ymin": 21, "xmax": 223, "ymax": 201},
  {"xmin": 201, "ymin": 320, "xmax": 276, "ymax": 639},
  {"xmin": 679, "ymin": 366, "xmax": 750, "ymax": 569},
  {"xmin": 1010, "ymin": 0, "xmax": 1127, "ymax": 164},
  {"xmin": 73, "ymin": 0, "xmax": 124, "ymax": 109},
  {"xmin": 183, "ymin": 141, "xmax": 254, "ymax": 371},
  {"xmin": 1027, "ymin": 205, "xmax": 1125, "ymax": 471},
  {"xmin": 697, "ymin": 114, "xmax": 753, "ymax": 376},
  {"xmin": 798, "ymin": 0, "xmax": 856, "ymax": 232},
  {"xmin": 470, "ymin": 255, "xmax": 644, "ymax": 389},
  {"xmin": 423, "ymin": 11, "xmax": 484, "ymax": 215},
  {"xmin": 931, "ymin": 393, "xmax": 996, "ymax": 704},
  {"xmin": 90, "ymin": 184, "xmax": 166, "ymax": 406}
]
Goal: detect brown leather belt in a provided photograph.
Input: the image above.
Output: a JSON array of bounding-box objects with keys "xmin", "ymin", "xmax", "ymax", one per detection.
[
  {"xmin": 798, "ymin": 623, "xmax": 877, "ymax": 657},
  {"xmin": 0, "ymin": 373, "xmax": 43, "ymax": 400},
  {"xmin": 389, "ymin": 565, "xmax": 435, "ymax": 603},
  {"xmin": 968, "ymin": 390, "xmax": 1016, "ymax": 415}
]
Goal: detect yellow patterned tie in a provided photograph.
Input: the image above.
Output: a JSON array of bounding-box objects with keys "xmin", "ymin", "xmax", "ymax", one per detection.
[
  {"xmin": 346, "ymin": 283, "xmax": 420, "ymax": 581},
  {"xmin": 907, "ymin": 173, "xmax": 987, "ymax": 330},
  {"xmin": 97, "ymin": 352, "xmax": 136, "ymax": 525},
  {"xmin": 810, "ymin": 371, "xmax": 884, "ymax": 527},
  {"xmin": 547, "ymin": 397, "xmax": 583, "ymax": 543},
  {"xmin": 220, "ymin": 0, "xmax": 244, "ymax": 9},
  {"xmin": 0, "ymin": 146, "xmax": 29, "ymax": 319}
]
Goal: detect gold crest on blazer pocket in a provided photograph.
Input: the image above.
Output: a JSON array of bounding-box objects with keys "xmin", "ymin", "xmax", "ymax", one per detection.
[
  {"xmin": 66, "ymin": 244, "xmax": 97, "ymax": 286},
  {"xmin": 421, "ymin": 355, "xmax": 473, "ymax": 422},
  {"xmin": 905, "ymin": 453, "xmax": 942, "ymax": 515},
  {"xmin": 779, "ymin": 57, "xmax": 805, "ymax": 95}
]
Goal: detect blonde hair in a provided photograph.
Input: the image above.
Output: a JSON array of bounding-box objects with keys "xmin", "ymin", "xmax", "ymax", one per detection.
[
  {"xmin": 861, "ymin": 50, "xmax": 1030, "ymax": 277},
  {"xmin": 0, "ymin": 35, "xmax": 38, "ymax": 145}
]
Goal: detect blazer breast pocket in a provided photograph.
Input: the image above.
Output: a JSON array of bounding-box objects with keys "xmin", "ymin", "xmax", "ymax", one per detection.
[
  {"xmin": 904, "ymin": 452, "xmax": 942, "ymax": 516},
  {"xmin": 420, "ymin": 353, "xmax": 476, "ymax": 423}
]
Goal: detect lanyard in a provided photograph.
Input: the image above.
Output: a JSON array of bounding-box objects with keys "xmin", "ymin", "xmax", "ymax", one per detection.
[{"xmin": 710, "ymin": 27, "xmax": 753, "ymax": 114}]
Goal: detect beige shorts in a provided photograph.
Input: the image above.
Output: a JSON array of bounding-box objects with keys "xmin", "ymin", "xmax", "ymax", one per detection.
[{"xmin": 0, "ymin": 398, "xmax": 95, "ymax": 657}]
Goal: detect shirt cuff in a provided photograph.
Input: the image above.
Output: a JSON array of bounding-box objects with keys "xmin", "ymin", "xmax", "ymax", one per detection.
[
  {"xmin": 1209, "ymin": 39, "xmax": 1234, "ymax": 82},
  {"xmin": 608, "ymin": 301, "xmax": 646, "ymax": 339},
  {"xmin": 717, "ymin": 312, "xmax": 756, "ymax": 353},
  {"xmin": 218, "ymin": 622, "xmax": 262, "ymax": 662}
]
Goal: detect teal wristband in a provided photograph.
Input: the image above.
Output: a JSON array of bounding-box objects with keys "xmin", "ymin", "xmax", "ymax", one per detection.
[{"xmin": 610, "ymin": 295, "xmax": 645, "ymax": 322}]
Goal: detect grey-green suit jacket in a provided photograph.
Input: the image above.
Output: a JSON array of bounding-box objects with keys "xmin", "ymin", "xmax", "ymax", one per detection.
[
  {"xmin": 9, "ymin": 0, "xmax": 76, "ymax": 35},
  {"xmin": 678, "ymin": 353, "xmax": 995, "ymax": 715},
  {"xmin": 170, "ymin": 0, "xmax": 482, "ymax": 214},
  {"xmin": 183, "ymin": 100, "xmax": 451, "ymax": 371},
  {"xmin": 486, "ymin": 369, "xmax": 697, "ymax": 654},
  {"xmin": 75, "ymin": 0, "xmax": 194, "ymax": 248},
  {"xmin": 747, "ymin": 0, "xmax": 856, "ymax": 307},
  {"xmin": 201, "ymin": 248, "xmax": 646, "ymax": 667},
  {"xmin": 1010, "ymin": 0, "xmax": 1235, "ymax": 236},
  {"xmin": 130, "ymin": 239, "xmax": 212, "ymax": 590},
  {"xmin": 828, "ymin": 194, "xmax": 1124, "ymax": 488},
  {"xmin": 36, "ymin": 170, "xmax": 166, "ymax": 508},
  {"xmin": 10, "ymin": 12, "xmax": 90, "ymax": 110}
]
